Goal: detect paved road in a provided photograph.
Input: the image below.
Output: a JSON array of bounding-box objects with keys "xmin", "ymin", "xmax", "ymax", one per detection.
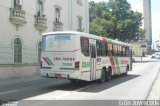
[
  {"xmin": 0, "ymin": 57, "xmax": 160, "ymax": 105},
  {"xmin": 0, "ymin": 76, "xmax": 96, "ymax": 100}
]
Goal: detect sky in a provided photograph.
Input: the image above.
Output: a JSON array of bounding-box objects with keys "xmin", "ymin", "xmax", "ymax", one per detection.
[{"xmin": 89, "ymin": 0, "xmax": 160, "ymax": 43}]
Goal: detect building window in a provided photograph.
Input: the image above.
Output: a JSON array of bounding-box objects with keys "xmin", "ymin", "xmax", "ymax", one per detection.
[
  {"xmin": 14, "ymin": 38, "xmax": 22, "ymax": 63},
  {"xmin": 37, "ymin": 0, "xmax": 44, "ymax": 16},
  {"xmin": 77, "ymin": 16, "xmax": 83, "ymax": 31},
  {"xmin": 54, "ymin": 6, "xmax": 61, "ymax": 22},
  {"xmin": 38, "ymin": 42, "xmax": 41, "ymax": 62},
  {"xmin": 14, "ymin": 0, "xmax": 23, "ymax": 9}
]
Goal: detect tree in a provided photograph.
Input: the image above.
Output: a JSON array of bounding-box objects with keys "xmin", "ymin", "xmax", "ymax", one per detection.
[{"xmin": 89, "ymin": 0, "xmax": 144, "ymax": 42}]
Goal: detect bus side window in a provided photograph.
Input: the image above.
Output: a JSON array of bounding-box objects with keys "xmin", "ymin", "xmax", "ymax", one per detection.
[
  {"xmin": 122, "ymin": 47, "xmax": 126, "ymax": 57},
  {"xmin": 100, "ymin": 42, "xmax": 107, "ymax": 56},
  {"xmin": 96, "ymin": 40, "xmax": 101, "ymax": 57},
  {"xmin": 121, "ymin": 46, "xmax": 123, "ymax": 57},
  {"xmin": 125, "ymin": 47, "xmax": 129, "ymax": 57},
  {"xmin": 81, "ymin": 37, "xmax": 89, "ymax": 56},
  {"xmin": 105, "ymin": 42, "xmax": 108, "ymax": 56},
  {"xmin": 118, "ymin": 45, "xmax": 122, "ymax": 57},
  {"xmin": 113, "ymin": 44, "xmax": 118, "ymax": 56},
  {"xmin": 107, "ymin": 43, "xmax": 113, "ymax": 56}
]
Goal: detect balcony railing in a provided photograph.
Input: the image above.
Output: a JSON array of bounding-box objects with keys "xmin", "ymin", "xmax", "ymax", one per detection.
[
  {"xmin": 9, "ymin": 8, "xmax": 26, "ymax": 26},
  {"xmin": 34, "ymin": 15, "xmax": 47, "ymax": 31},
  {"xmin": 53, "ymin": 21, "xmax": 63, "ymax": 31}
]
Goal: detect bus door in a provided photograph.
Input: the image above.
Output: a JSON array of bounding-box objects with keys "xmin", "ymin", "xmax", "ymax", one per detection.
[{"xmin": 90, "ymin": 40, "xmax": 96, "ymax": 80}]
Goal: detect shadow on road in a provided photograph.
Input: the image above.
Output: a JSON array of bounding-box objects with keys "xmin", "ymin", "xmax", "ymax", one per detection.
[
  {"xmin": 80, "ymin": 74, "xmax": 140, "ymax": 93},
  {"xmin": 24, "ymin": 74, "xmax": 140, "ymax": 99},
  {"xmin": 0, "ymin": 74, "xmax": 140, "ymax": 100}
]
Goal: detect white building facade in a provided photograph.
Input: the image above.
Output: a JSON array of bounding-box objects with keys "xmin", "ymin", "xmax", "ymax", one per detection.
[
  {"xmin": 0, "ymin": 0, "xmax": 89, "ymax": 79},
  {"xmin": 143, "ymin": 0, "xmax": 152, "ymax": 52}
]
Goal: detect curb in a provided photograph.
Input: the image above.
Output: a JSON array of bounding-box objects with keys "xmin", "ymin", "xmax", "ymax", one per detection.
[{"xmin": 147, "ymin": 68, "xmax": 160, "ymax": 100}]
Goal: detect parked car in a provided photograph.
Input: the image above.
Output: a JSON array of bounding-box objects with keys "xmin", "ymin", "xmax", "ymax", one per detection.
[
  {"xmin": 156, "ymin": 54, "xmax": 160, "ymax": 59},
  {"xmin": 151, "ymin": 53, "xmax": 160, "ymax": 59},
  {"xmin": 151, "ymin": 54, "xmax": 156, "ymax": 58}
]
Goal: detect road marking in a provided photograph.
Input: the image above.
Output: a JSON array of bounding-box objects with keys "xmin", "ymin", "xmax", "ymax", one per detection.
[
  {"xmin": 25, "ymin": 83, "xmax": 96, "ymax": 100},
  {"xmin": 0, "ymin": 90, "xmax": 18, "ymax": 95},
  {"xmin": 50, "ymin": 80, "xmax": 64, "ymax": 84},
  {"xmin": 54, "ymin": 83, "xmax": 96, "ymax": 99},
  {"xmin": 74, "ymin": 83, "xmax": 96, "ymax": 92}
]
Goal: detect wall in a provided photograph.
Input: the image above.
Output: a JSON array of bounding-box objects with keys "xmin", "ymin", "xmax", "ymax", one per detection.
[
  {"xmin": 0, "ymin": 0, "xmax": 40, "ymax": 64},
  {"xmin": 131, "ymin": 43, "xmax": 147, "ymax": 57},
  {"xmin": 0, "ymin": 0, "xmax": 89, "ymax": 79},
  {"xmin": 0, "ymin": 64, "xmax": 40, "ymax": 79}
]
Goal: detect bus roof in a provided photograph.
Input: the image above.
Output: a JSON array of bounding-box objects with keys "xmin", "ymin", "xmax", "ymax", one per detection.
[{"xmin": 42, "ymin": 31, "xmax": 131, "ymax": 47}]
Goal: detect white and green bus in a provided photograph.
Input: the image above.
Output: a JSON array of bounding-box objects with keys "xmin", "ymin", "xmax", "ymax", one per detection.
[{"xmin": 41, "ymin": 31, "xmax": 132, "ymax": 83}]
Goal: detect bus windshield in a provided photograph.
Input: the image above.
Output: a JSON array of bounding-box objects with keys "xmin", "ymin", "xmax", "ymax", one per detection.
[{"xmin": 42, "ymin": 34, "xmax": 76, "ymax": 52}]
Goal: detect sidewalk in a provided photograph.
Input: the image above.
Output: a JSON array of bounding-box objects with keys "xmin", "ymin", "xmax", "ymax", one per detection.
[
  {"xmin": 133, "ymin": 55, "xmax": 152, "ymax": 62},
  {"xmin": 0, "ymin": 75, "xmax": 42, "ymax": 87},
  {"xmin": 147, "ymin": 68, "xmax": 160, "ymax": 100},
  {"xmin": 133, "ymin": 56, "xmax": 160, "ymax": 100}
]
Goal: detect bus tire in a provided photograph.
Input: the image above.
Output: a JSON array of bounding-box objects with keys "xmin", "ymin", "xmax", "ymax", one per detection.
[
  {"xmin": 100, "ymin": 68, "xmax": 106, "ymax": 83},
  {"xmin": 106, "ymin": 68, "xmax": 111, "ymax": 81}
]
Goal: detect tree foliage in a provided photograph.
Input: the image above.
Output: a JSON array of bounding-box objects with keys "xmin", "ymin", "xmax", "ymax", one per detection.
[{"xmin": 89, "ymin": 0, "xmax": 144, "ymax": 42}]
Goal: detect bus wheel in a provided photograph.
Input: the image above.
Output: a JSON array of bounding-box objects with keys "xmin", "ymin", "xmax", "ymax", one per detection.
[
  {"xmin": 100, "ymin": 68, "xmax": 106, "ymax": 83},
  {"xmin": 106, "ymin": 69, "xmax": 111, "ymax": 81}
]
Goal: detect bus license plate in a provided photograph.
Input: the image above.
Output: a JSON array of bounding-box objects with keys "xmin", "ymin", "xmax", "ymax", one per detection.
[{"xmin": 55, "ymin": 74, "xmax": 61, "ymax": 77}]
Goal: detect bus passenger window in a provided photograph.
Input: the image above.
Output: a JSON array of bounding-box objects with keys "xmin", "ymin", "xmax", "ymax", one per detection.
[
  {"xmin": 96, "ymin": 40, "xmax": 101, "ymax": 57},
  {"xmin": 118, "ymin": 45, "xmax": 122, "ymax": 57},
  {"xmin": 81, "ymin": 37, "xmax": 89, "ymax": 56},
  {"xmin": 125, "ymin": 47, "xmax": 129, "ymax": 57},
  {"xmin": 105, "ymin": 43, "xmax": 108, "ymax": 56},
  {"xmin": 101, "ymin": 42, "xmax": 107, "ymax": 56},
  {"xmin": 113, "ymin": 44, "xmax": 118, "ymax": 56},
  {"xmin": 107, "ymin": 43, "xmax": 113, "ymax": 56},
  {"xmin": 122, "ymin": 47, "xmax": 126, "ymax": 57}
]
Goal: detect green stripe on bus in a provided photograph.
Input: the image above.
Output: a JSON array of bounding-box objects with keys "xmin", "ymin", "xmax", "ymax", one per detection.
[
  {"xmin": 46, "ymin": 57, "xmax": 54, "ymax": 65},
  {"xmin": 114, "ymin": 57, "xmax": 120, "ymax": 74}
]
